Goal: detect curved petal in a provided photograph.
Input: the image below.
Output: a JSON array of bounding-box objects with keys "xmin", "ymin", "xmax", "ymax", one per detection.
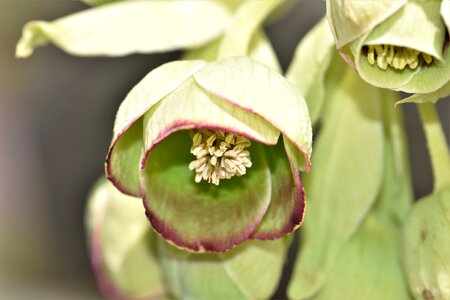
[
  {"xmin": 106, "ymin": 60, "xmax": 205, "ymax": 196},
  {"xmin": 141, "ymin": 131, "xmax": 272, "ymax": 252},
  {"xmin": 396, "ymin": 80, "xmax": 450, "ymax": 105},
  {"xmin": 140, "ymin": 77, "xmax": 280, "ymax": 167},
  {"xmin": 442, "ymin": 0, "xmax": 450, "ymax": 33},
  {"xmin": 194, "ymin": 56, "xmax": 312, "ymax": 172},
  {"xmin": 286, "ymin": 18, "xmax": 335, "ymax": 125},
  {"xmin": 402, "ymin": 188, "xmax": 450, "ymax": 300},
  {"xmin": 326, "ymin": 0, "xmax": 406, "ymax": 48},
  {"xmin": 86, "ymin": 178, "xmax": 165, "ymax": 299},
  {"xmin": 16, "ymin": 1, "xmax": 230, "ymax": 58},
  {"xmin": 158, "ymin": 238, "xmax": 287, "ymax": 300},
  {"xmin": 251, "ymin": 143, "xmax": 305, "ymax": 239}
]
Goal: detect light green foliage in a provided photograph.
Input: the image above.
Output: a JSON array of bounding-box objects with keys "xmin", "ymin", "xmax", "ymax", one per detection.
[
  {"xmin": 85, "ymin": 178, "xmax": 165, "ymax": 299},
  {"xmin": 402, "ymin": 188, "xmax": 450, "ymax": 300},
  {"xmin": 81, "ymin": 0, "xmax": 124, "ymax": 5},
  {"xmin": 16, "ymin": 1, "xmax": 230, "ymax": 57},
  {"xmin": 288, "ymin": 68, "xmax": 384, "ymax": 299},
  {"xmin": 158, "ymin": 238, "xmax": 287, "ymax": 300},
  {"xmin": 286, "ymin": 18, "xmax": 336, "ymax": 125}
]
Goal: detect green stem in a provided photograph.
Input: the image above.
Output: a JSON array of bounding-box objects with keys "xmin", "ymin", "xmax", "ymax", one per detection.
[
  {"xmin": 417, "ymin": 103, "xmax": 450, "ymax": 192},
  {"xmin": 217, "ymin": 0, "xmax": 282, "ymax": 60}
]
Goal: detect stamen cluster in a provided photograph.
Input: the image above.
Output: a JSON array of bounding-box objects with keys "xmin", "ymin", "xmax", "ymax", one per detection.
[
  {"xmin": 189, "ymin": 130, "xmax": 252, "ymax": 186},
  {"xmin": 367, "ymin": 45, "xmax": 433, "ymax": 70}
]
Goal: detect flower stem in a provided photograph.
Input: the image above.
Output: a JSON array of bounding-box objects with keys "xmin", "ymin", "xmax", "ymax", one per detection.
[
  {"xmin": 417, "ymin": 103, "xmax": 450, "ymax": 192},
  {"xmin": 217, "ymin": 0, "xmax": 282, "ymax": 60}
]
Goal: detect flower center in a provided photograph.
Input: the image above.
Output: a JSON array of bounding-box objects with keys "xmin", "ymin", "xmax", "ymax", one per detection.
[
  {"xmin": 188, "ymin": 130, "xmax": 252, "ymax": 185},
  {"xmin": 366, "ymin": 45, "xmax": 433, "ymax": 70}
]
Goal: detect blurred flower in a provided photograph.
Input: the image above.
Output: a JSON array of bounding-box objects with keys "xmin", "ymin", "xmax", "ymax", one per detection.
[
  {"xmin": 106, "ymin": 56, "xmax": 312, "ymax": 252},
  {"xmin": 327, "ymin": 0, "xmax": 450, "ymax": 93},
  {"xmin": 16, "ymin": 0, "xmax": 231, "ymax": 58}
]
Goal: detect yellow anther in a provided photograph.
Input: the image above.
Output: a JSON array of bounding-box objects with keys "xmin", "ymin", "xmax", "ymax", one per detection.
[
  {"xmin": 367, "ymin": 44, "xmax": 432, "ymax": 71},
  {"xmin": 189, "ymin": 130, "xmax": 252, "ymax": 185},
  {"xmin": 368, "ymin": 46, "xmax": 375, "ymax": 65},
  {"xmin": 422, "ymin": 53, "xmax": 433, "ymax": 64}
]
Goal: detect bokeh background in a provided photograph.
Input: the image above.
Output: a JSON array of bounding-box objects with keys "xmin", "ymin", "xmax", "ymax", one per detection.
[{"xmin": 0, "ymin": 1, "xmax": 448, "ymax": 299}]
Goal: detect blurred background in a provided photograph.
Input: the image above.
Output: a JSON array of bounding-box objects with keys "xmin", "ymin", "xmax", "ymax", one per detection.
[{"xmin": 0, "ymin": 1, "xmax": 448, "ymax": 299}]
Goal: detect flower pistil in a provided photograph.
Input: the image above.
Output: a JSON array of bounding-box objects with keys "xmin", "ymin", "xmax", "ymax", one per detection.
[{"xmin": 189, "ymin": 130, "xmax": 252, "ymax": 185}]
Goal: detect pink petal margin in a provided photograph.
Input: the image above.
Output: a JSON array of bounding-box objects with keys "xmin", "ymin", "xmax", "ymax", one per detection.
[
  {"xmin": 90, "ymin": 226, "xmax": 166, "ymax": 300},
  {"xmin": 139, "ymin": 121, "xmax": 273, "ymax": 252},
  {"xmin": 251, "ymin": 156, "xmax": 306, "ymax": 240}
]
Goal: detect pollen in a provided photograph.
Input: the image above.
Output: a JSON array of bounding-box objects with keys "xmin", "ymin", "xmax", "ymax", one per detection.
[
  {"xmin": 367, "ymin": 45, "xmax": 433, "ymax": 70},
  {"xmin": 188, "ymin": 130, "xmax": 252, "ymax": 186}
]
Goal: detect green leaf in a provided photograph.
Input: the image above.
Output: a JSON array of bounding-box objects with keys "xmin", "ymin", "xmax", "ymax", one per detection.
[
  {"xmin": 251, "ymin": 142, "xmax": 305, "ymax": 239},
  {"xmin": 217, "ymin": 0, "xmax": 283, "ymax": 59},
  {"xmin": 326, "ymin": 0, "xmax": 406, "ymax": 48},
  {"xmin": 396, "ymin": 80, "xmax": 450, "ymax": 105},
  {"xmin": 288, "ymin": 68, "xmax": 384, "ymax": 299},
  {"xmin": 286, "ymin": 18, "xmax": 336, "ymax": 125},
  {"xmin": 141, "ymin": 131, "xmax": 272, "ymax": 253},
  {"xmin": 402, "ymin": 187, "xmax": 450, "ymax": 300},
  {"xmin": 85, "ymin": 178, "xmax": 165, "ymax": 299},
  {"xmin": 317, "ymin": 214, "xmax": 409, "ymax": 300},
  {"xmin": 194, "ymin": 56, "xmax": 312, "ymax": 172},
  {"xmin": 158, "ymin": 238, "xmax": 287, "ymax": 299},
  {"xmin": 16, "ymin": 1, "xmax": 230, "ymax": 57}
]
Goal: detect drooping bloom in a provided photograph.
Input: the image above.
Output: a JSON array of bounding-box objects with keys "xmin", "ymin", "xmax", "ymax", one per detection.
[
  {"xmin": 106, "ymin": 56, "xmax": 312, "ymax": 252},
  {"xmin": 327, "ymin": 0, "xmax": 450, "ymax": 93}
]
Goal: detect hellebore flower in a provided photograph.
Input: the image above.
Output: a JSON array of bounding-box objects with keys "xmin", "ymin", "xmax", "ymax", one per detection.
[
  {"xmin": 327, "ymin": 0, "xmax": 450, "ymax": 93},
  {"xmin": 86, "ymin": 178, "xmax": 289, "ymax": 299},
  {"xmin": 106, "ymin": 56, "xmax": 312, "ymax": 252}
]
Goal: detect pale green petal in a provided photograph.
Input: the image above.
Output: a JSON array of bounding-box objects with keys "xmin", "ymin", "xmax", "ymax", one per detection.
[
  {"xmin": 363, "ymin": 1, "xmax": 445, "ymax": 61},
  {"xmin": 158, "ymin": 239, "xmax": 286, "ymax": 300},
  {"xmin": 16, "ymin": 1, "xmax": 230, "ymax": 58},
  {"xmin": 106, "ymin": 60, "xmax": 205, "ymax": 196},
  {"xmin": 183, "ymin": 30, "xmax": 281, "ymax": 72},
  {"xmin": 217, "ymin": 0, "xmax": 283, "ymax": 59},
  {"xmin": 317, "ymin": 215, "xmax": 409, "ymax": 300},
  {"xmin": 327, "ymin": 0, "xmax": 406, "ymax": 48},
  {"xmin": 396, "ymin": 80, "xmax": 450, "ymax": 105},
  {"xmin": 85, "ymin": 178, "xmax": 165, "ymax": 299},
  {"xmin": 194, "ymin": 56, "xmax": 312, "ymax": 172},
  {"xmin": 442, "ymin": 0, "xmax": 450, "ymax": 32},
  {"xmin": 286, "ymin": 18, "xmax": 335, "ymax": 125},
  {"xmin": 402, "ymin": 188, "xmax": 450, "ymax": 300},
  {"xmin": 288, "ymin": 69, "xmax": 384, "ymax": 299},
  {"xmin": 141, "ymin": 76, "xmax": 279, "ymax": 165}
]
